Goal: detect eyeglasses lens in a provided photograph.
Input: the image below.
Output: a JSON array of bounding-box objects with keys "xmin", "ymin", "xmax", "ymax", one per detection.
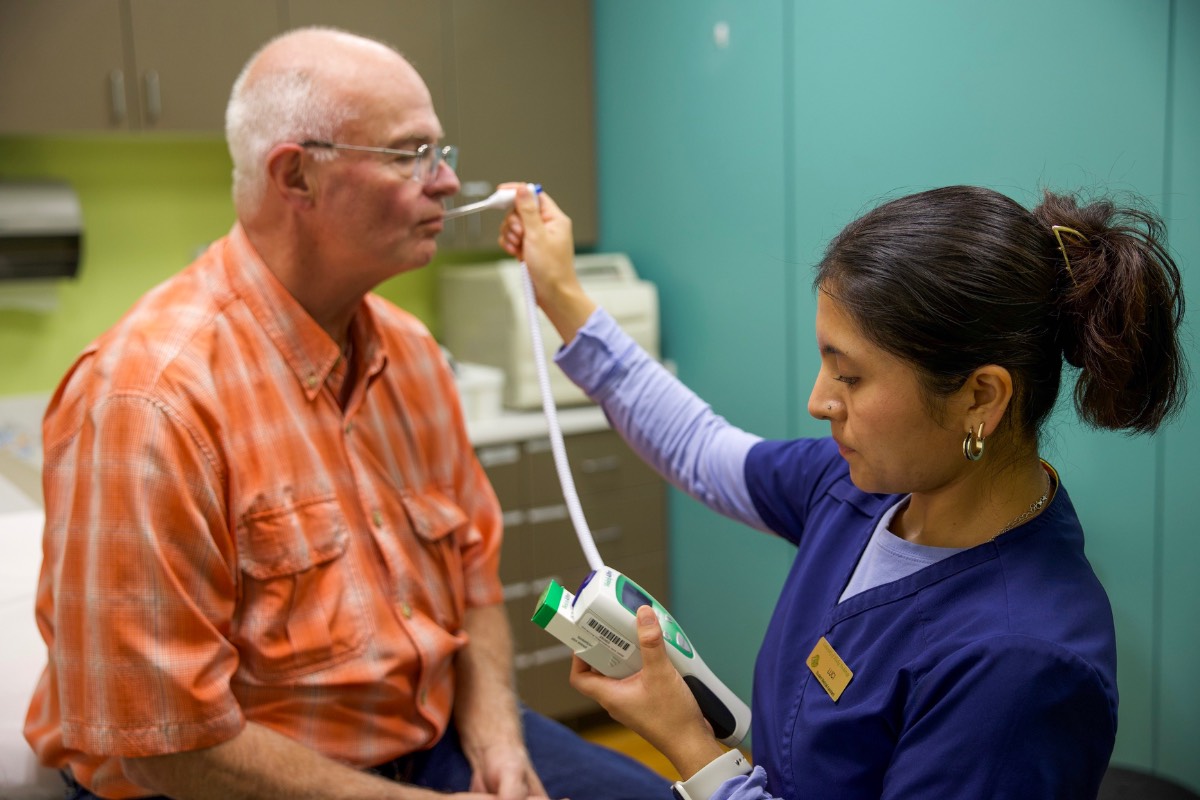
[{"xmin": 414, "ymin": 145, "xmax": 458, "ymax": 183}]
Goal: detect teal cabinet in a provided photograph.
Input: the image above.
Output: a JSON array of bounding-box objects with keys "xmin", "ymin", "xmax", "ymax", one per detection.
[
  {"xmin": 788, "ymin": 0, "xmax": 1170, "ymax": 773},
  {"xmin": 595, "ymin": 1, "xmax": 792, "ymax": 709},
  {"xmin": 1160, "ymin": 0, "xmax": 1200, "ymax": 785}
]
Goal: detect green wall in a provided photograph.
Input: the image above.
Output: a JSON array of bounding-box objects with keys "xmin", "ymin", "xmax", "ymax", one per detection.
[
  {"xmin": 0, "ymin": 136, "xmax": 439, "ymax": 395},
  {"xmin": 595, "ymin": 0, "xmax": 1199, "ymax": 789}
]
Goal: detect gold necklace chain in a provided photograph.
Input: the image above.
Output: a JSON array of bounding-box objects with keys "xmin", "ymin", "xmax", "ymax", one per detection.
[{"xmin": 995, "ymin": 469, "xmax": 1052, "ymax": 538}]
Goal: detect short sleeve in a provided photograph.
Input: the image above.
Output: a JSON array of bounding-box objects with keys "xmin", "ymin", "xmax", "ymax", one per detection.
[
  {"xmin": 742, "ymin": 438, "xmax": 851, "ymax": 544},
  {"xmin": 431, "ymin": 340, "xmax": 504, "ymax": 610},
  {"xmin": 30, "ymin": 393, "xmax": 243, "ymax": 757}
]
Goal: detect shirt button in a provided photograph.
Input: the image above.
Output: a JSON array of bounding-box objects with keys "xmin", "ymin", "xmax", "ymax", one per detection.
[
  {"xmin": 401, "ymin": 601, "xmax": 412, "ymax": 618},
  {"xmin": 344, "ymin": 421, "xmax": 354, "ymax": 435},
  {"xmin": 371, "ymin": 509, "xmax": 384, "ymax": 527},
  {"xmin": 305, "ymin": 374, "xmax": 318, "ymax": 388},
  {"xmin": 419, "ymin": 688, "xmax": 428, "ymax": 706}
]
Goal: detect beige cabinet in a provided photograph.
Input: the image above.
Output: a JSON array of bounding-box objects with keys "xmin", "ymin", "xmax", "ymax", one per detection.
[
  {"xmin": 286, "ymin": 0, "xmax": 598, "ymax": 247},
  {"xmin": 0, "ymin": 0, "xmax": 281, "ymax": 132},
  {"xmin": 123, "ymin": 1, "xmax": 283, "ymax": 131},
  {"xmin": 0, "ymin": 1, "xmax": 129, "ymax": 131},
  {"xmin": 442, "ymin": 0, "xmax": 597, "ymax": 247},
  {"xmin": 478, "ymin": 428, "xmax": 668, "ymax": 722}
]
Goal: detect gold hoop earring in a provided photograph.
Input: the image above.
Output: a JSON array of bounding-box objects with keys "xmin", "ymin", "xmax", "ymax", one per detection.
[{"xmin": 963, "ymin": 422, "xmax": 985, "ymax": 462}]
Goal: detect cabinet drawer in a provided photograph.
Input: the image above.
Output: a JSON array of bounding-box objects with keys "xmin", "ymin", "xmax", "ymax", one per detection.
[
  {"xmin": 525, "ymin": 483, "xmax": 666, "ymax": 578},
  {"xmin": 526, "ymin": 431, "xmax": 660, "ymax": 505},
  {"xmin": 477, "ymin": 443, "xmax": 524, "ymax": 512},
  {"xmin": 497, "ymin": 517, "xmax": 530, "ymax": 585},
  {"xmin": 503, "ymin": 585, "xmax": 544, "ymax": 655},
  {"xmin": 516, "ymin": 647, "xmax": 598, "ymax": 720}
]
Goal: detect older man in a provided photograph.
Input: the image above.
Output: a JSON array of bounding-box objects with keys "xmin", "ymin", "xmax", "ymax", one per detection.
[{"xmin": 24, "ymin": 27, "xmax": 668, "ymax": 800}]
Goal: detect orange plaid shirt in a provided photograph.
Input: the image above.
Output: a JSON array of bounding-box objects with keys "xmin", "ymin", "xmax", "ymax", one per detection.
[{"xmin": 24, "ymin": 225, "xmax": 504, "ymax": 799}]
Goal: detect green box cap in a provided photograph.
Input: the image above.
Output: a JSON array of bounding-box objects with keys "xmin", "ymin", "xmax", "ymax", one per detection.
[{"xmin": 531, "ymin": 580, "xmax": 565, "ymax": 629}]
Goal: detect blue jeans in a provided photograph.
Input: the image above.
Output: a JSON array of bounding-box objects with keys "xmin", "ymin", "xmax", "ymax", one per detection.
[{"xmin": 62, "ymin": 707, "xmax": 671, "ymax": 799}]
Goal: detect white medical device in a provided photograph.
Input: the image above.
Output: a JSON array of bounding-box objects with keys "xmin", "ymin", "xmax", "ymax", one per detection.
[
  {"xmin": 451, "ymin": 187, "xmax": 751, "ymax": 747},
  {"xmin": 443, "ymin": 187, "xmax": 521, "ymax": 220},
  {"xmin": 533, "ymin": 568, "xmax": 752, "ymax": 746},
  {"xmin": 439, "ymin": 253, "xmax": 659, "ymax": 409}
]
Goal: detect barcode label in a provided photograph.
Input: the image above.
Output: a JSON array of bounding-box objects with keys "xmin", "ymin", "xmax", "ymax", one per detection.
[{"xmin": 585, "ymin": 616, "xmax": 632, "ymax": 652}]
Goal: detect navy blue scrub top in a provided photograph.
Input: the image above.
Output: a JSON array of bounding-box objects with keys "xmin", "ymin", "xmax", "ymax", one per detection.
[{"xmin": 744, "ymin": 437, "xmax": 1118, "ymax": 799}]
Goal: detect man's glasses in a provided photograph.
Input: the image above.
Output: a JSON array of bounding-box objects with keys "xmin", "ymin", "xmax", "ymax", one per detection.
[{"xmin": 300, "ymin": 141, "xmax": 458, "ymax": 184}]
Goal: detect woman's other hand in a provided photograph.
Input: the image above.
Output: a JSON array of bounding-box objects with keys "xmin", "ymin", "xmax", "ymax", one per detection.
[{"xmin": 568, "ymin": 606, "xmax": 726, "ymax": 780}]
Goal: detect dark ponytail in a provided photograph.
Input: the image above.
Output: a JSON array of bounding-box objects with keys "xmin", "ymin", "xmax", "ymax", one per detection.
[
  {"xmin": 815, "ymin": 185, "xmax": 1187, "ymax": 441},
  {"xmin": 1033, "ymin": 191, "xmax": 1186, "ymax": 433}
]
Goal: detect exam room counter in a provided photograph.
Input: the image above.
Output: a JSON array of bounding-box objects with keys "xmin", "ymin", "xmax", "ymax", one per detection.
[{"xmin": 0, "ymin": 403, "xmax": 614, "ymax": 798}]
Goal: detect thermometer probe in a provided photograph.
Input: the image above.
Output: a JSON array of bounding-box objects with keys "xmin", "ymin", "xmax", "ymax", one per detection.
[{"xmin": 443, "ymin": 187, "xmax": 524, "ymax": 220}]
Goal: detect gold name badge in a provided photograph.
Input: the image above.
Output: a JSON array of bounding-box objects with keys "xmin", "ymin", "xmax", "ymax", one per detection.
[{"xmin": 807, "ymin": 636, "xmax": 854, "ymax": 702}]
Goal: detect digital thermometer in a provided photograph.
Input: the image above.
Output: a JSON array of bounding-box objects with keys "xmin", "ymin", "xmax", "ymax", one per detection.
[{"xmin": 532, "ymin": 567, "xmax": 751, "ymax": 747}]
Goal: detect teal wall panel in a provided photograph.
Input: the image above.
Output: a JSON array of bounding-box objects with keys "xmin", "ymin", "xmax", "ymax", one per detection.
[
  {"xmin": 785, "ymin": 1, "xmax": 1174, "ymax": 770},
  {"xmin": 1160, "ymin": 0, "xmax": 1200, "ymax": 789},
  {"xmin": 595, "ymin": 0, "xmax": 1197, "ymax": 788},
  {"xmin": 593, "ymin": 0, "xmax": 791, "ymax": 707}
]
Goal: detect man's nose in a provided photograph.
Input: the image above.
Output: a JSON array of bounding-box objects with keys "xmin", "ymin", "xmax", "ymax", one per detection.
[{"xmin": 427, "ymin": 160, "xmax": 460, "ymax": 197}]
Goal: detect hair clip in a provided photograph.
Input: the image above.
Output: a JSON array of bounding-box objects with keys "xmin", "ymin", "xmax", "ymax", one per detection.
[{"xmin": 1051, "ymin": 225, "xmax": 1087, "ymax": 283}]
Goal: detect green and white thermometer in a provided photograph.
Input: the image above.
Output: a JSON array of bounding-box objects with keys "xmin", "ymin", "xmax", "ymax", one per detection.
[{"xmin": 532, "ymin": 567, "xmax": 752, "ymax": 747}]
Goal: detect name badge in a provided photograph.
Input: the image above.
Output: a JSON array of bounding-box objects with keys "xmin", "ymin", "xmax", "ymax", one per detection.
[{"xmin": 807, "ymin": 636, "xmax": 853, "ymax": 702}]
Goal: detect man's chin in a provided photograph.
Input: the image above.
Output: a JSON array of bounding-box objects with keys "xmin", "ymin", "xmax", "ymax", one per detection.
[{"xmin": 387, "ymin": 244, "xmax": 437, "ymax": 277}]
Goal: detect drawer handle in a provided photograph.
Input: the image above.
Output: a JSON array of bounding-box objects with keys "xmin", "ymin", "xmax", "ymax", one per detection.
[
  {"xmin": 581, "ymin": 455, "xmax": 620, "ymax": 473},
  {"xmin": 502, "ymin": 583, "xmax": 526, "ymax": 601},
  {"xmin": 592, "ymin": 525, "xmax": 622, "ymax": 543},
  {"xmin": 478, "ymin": 444, "xmax": 520, "ymax": 467},
  {"xmin": 109, "ymin": 70, "xmax": 126, "ymax": 123},
  {"xmin": 514, "ymin": 645, "xmax": 573, "ymax": 670},
  {"xmin": 143, "ymin": 70, "xmax": 161, "ymax": 125},
  {"xmin": 528, "ymin": 505, "xmax": 568, "ymax": 524}
]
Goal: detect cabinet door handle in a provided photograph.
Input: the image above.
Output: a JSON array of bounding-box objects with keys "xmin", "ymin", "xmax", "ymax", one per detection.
[
  {"xmin": 592, "ymin": 525, "xmax": 622, "ymax": 544},
  {"xmin": 528, "ymin": 505, "xmax": 568, "ymax": 524},
  {"xmin": 109, "ymin": 70, "xmax": 126, "ymax": 124},
  {"xmin": 143, "ymin": 70, "xmax": 161, "ymax": 125},
  {"xmin": 478, "ymin": 444, "xmax": 521, "ymax": 467},
  {"xmin": 581, "ymin": 455, "xmax": 620, "ymax": 474}
]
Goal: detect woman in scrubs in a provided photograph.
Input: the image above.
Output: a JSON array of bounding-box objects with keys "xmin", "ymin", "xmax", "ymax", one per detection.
[{"xmin": 499, "ymin": 183, "xmax": 1186, "ymax": 799}]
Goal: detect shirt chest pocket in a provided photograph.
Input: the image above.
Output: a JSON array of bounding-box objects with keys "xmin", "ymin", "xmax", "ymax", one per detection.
[
  {"xmin": 235, "ymin": 496, "xmax": 367, "ymax": 680},
  {"xmin": 399, "ymin": 488, "xmax": 471, "ymax": 631}
]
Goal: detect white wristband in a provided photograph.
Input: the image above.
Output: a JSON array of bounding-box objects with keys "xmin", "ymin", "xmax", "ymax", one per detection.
[{"xmin": 670, "ymin": 749, "xmax": 752, "ymax": 800}]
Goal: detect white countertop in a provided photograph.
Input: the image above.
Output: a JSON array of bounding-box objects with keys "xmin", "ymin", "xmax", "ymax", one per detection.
[{"xmin": 465, "ymin": 404, "xmax": 610, "ymax": 448}]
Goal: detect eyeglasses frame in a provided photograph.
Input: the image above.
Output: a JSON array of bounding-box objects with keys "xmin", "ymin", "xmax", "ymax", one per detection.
[{"xmin": 299, "ymin": 140, "xmax": 458, "ymax": 183}]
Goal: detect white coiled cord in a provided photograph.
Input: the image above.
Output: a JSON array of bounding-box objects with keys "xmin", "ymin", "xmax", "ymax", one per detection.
[{"xmin": 518, "ymin": 261, "xmax": 604, "ymax": 572}]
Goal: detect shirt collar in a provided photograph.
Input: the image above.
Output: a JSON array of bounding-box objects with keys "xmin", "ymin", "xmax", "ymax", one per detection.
[{"xmin": 222, "ymin": 224, "xmax": 383, "ymax": 401}]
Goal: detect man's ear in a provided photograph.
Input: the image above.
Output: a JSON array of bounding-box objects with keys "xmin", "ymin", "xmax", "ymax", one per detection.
[
  {"xmin": 264, "ymin": 143, "xmax": 315, "ymax": 208},
  {"xmin": 961, "ymin": 364, "xmax": 1014, "ymax": 438}
]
